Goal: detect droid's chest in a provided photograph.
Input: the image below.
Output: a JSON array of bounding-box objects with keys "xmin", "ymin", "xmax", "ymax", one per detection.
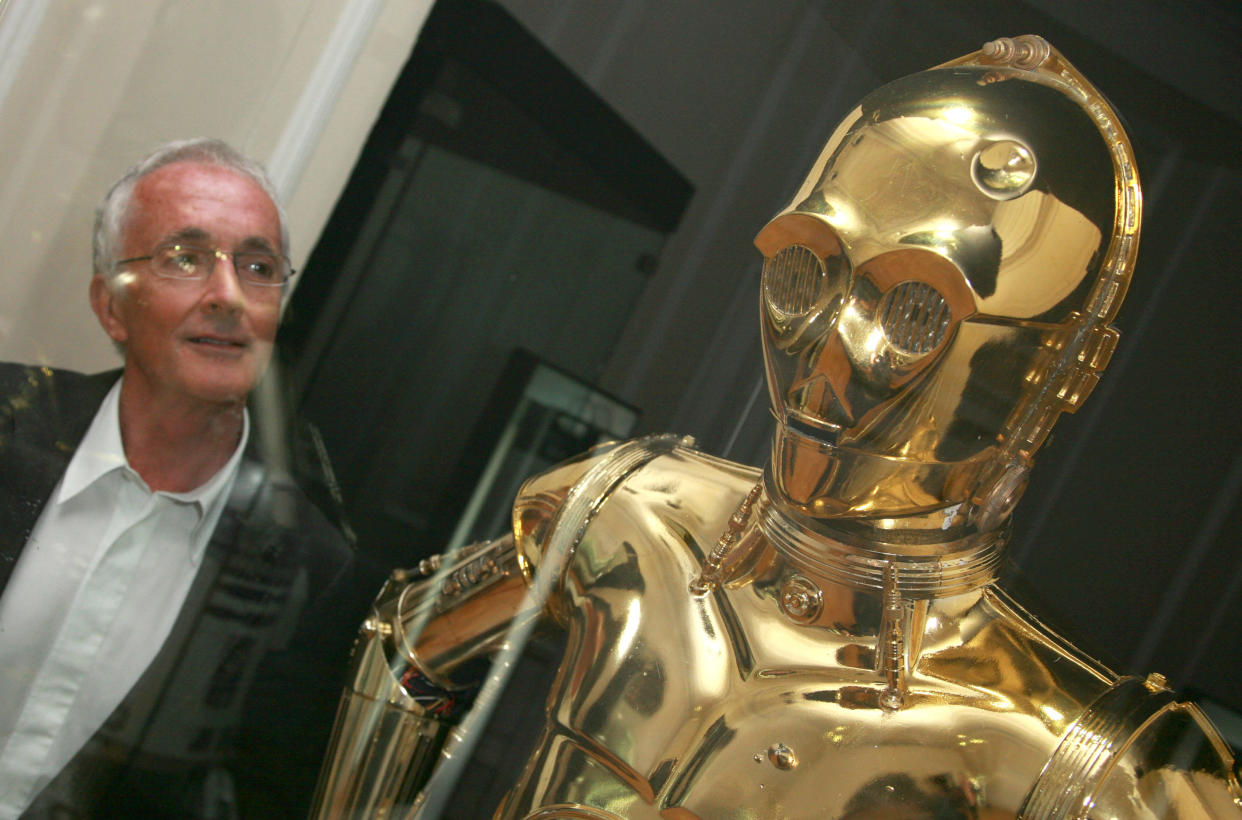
[
  {"xmin": 519, "ymin": 617, "xmax": 1054, "ymax": 819},
  {"xmin": 521, "ymin": 539, "xmax": 1055, "ymax": 816},
  {"xmin": 639, "ymin": 687, "xmax": 1034, "ymax": 819}
]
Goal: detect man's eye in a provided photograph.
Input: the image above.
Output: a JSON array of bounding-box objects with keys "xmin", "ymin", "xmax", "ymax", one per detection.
[
  {"xmin": 239, "ymin": 255, "xmax": 279, "ymax": 281},
  {"xmin": 163, "ymin": 248, "xmax": 207, "ymax": 274}
]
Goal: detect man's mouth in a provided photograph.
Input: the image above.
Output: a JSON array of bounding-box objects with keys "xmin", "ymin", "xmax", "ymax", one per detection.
[{"xmin": 187, "ymin": 335, "xmax": 248, "ymax": 350}]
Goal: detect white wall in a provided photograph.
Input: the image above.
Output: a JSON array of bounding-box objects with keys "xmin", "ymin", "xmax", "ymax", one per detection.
[{"xmin": 0, "ymin": 0, "xmax": 432, "ymax": 373}]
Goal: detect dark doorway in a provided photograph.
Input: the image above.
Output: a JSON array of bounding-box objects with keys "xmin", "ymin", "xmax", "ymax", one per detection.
[{"xmin": 280, "ymin": 0, "xmax": 692, "ymax": 572}]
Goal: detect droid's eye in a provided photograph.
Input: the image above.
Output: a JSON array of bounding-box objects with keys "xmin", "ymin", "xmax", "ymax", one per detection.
[
  {"xmin": 878, "ymin": 281, "xmax": 951, "ymax": 355},
  {"xmin": 762, "ymin": 244, "xmax": 849, "ymax": 327},
  {"xmin": 763, "ymin": 245, "xmax": 822, "ymax": 320}
]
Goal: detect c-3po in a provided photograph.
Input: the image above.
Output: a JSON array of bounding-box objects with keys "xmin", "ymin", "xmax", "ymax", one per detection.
[{"xmin": 313, "ymin": 36, "xmax": 1242, "ymax": 819}]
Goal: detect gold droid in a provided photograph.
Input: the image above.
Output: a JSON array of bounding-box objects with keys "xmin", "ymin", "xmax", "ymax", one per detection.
[{"xmin": 313, "ymin": 36, "xmax": 1242, "ymax": 819}]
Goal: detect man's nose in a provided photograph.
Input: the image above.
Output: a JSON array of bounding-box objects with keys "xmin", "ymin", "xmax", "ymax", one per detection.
[{"xmin": 201, "ymin": 252, "xmax": 247, "ymax": 309}]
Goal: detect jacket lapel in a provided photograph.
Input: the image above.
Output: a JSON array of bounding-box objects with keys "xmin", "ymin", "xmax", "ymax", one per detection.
[{"xmin": 0, "ymin": 365, "xmax": 117, "ymax": 595}]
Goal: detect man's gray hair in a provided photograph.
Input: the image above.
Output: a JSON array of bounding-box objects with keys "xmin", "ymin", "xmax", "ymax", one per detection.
[{"xmin": 92, "ymin": 138, "xmax": 290, "ymax": 278}]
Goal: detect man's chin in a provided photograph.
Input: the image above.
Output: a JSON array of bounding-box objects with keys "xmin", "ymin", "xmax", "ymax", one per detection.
[
  {"xmin": 180, "ymin": 368, "xmax": 262, "ymax": 407},
  {"xmin": 179, "ymin": 350, "xmax": 270, "ymax": 404}
]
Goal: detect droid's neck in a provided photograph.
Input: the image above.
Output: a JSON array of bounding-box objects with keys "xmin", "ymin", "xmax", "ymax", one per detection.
[
  {"xmin": 706, "ymin": 483, "xmax": 1008, "ymax": 713},
  {"xmin": 755, "ymin": 478, "xmax": 1007, "ymax": 601}
]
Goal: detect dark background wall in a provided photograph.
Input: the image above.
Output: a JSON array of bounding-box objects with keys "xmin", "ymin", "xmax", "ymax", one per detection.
[{"xmin": 290, "ymin": 0, "xmax": 1242, "ymax": 727}]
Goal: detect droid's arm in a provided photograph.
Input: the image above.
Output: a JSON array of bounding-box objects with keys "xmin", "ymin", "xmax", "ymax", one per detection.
[
  {"xmin": 309, "ymin": 532, "xmax": 537, "ymax": 819},
  {"xmin": 310, "ymin": 434, "xmax": 690, "ymax": 818}
]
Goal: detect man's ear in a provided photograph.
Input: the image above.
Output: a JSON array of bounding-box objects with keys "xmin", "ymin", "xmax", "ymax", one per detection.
[{"xmin": 90, "ymin": 273, "xmax": 128, "ymax": 345}]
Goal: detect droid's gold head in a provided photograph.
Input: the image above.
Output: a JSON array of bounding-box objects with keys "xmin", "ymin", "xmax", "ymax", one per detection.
[{"xmin": 756, "ymin": 36, "xmax": 1140, "ymax": 545}]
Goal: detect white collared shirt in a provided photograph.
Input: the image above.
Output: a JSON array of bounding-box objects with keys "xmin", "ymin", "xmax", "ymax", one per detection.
[{"xmin": 0, "ymin": 378, "xmax": 247, "ymax": 815}]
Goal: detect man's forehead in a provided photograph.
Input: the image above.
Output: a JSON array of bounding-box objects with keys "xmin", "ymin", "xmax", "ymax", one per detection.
[
  {"xmin": 160, "ymin": 225, "xmax": 279, "ymax": 251},
  {"xmin": 136, "ymin": 159, "xmax": 263, "ymax": 194},
  {"xmin": 126, "ymin": 161, "xmax": 282, "ymax": 247}
]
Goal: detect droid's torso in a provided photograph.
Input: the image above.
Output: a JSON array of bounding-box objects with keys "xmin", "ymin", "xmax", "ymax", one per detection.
[{"xmin": 495, "ymin": 443, "xmax": 1237, "ymax": 820}]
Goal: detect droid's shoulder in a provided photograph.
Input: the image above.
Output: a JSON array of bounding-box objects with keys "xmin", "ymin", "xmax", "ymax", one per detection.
[{"xmin": 512, "ymin": 434, "xmax": 758, "ymax": 581}]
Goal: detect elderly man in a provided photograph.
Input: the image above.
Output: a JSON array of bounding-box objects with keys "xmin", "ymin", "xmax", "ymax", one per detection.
[{"xmin": 0, "ymin": 139, "xmax": 354, "ymax": 818}]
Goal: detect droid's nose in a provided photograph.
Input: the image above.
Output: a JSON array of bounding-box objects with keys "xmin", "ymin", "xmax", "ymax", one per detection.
[{"xmin": 788, "ymin": 326, "xmax": 855, "ymax": 430}]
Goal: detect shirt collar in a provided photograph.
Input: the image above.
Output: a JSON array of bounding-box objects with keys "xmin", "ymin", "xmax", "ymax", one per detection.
[
  {"xmin": 57, "ymin": 377, "xmax": 250, "ymax": 554},
  {"xmin": 58, "ymin": 378, "xmax": 129, "ymax": 503}
]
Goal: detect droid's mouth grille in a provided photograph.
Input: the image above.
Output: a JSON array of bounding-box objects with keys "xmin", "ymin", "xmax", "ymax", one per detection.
[
  {"xmin": 879, "ymin": 281, "xmax": 950, "ymax": 355},
  {"xmin": 785, "ymin": 410, "xmax": 843, "ymax": 446},
  {"xmin": 764, "ymin": 245, "xmax": 823, "ymax": 318}
]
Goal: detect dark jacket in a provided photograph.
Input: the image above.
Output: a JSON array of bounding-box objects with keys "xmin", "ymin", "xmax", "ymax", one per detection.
[{"xmin": 0, "ymin": 363, "xmax": 358, "ymax": 819}]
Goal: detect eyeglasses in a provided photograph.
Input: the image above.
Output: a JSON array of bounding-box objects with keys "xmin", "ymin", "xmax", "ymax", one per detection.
[{"xmin": 115, "ymin": 243, "xmax": 295, "ymax": 288}]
